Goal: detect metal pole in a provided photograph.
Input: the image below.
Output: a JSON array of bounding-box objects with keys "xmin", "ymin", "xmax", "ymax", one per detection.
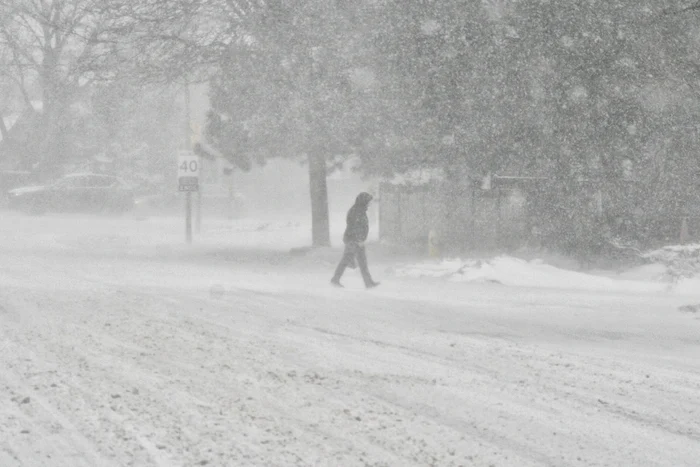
[
  {"xmin": 184, "ymin": 83, "xmax": 202, "ymax": 234},
  {"xmin": 186, "ymin": 191, "xmax": 192, "ymax": 244},
  {"xmin": 184, "ymin": 79, "xmax": 193, "ymax": 244},
  {"xmin": 184, "ymin": 79, "xmax": 191, "ymax": 148}
]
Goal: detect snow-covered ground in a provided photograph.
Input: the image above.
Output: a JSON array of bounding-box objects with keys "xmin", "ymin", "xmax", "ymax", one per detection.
[{"xmin": 1, "ymin": 211, "xmax": 699, "ymax": 466}]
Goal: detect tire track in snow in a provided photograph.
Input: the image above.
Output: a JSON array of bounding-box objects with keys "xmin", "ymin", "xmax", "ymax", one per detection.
[
  {"xmin": 0, "ymin": 294, "xmax": 189, "ymax": 466},
  {"xmin": 275, "ymin": 325, "xmax": 567, "ymax": 466},
  {"xmin": 276, "ymin": 319, "xmax": 700, "ymax": 467},
  {"xmin": 0, "ymin": 285, "xmax": 400, "ymax": 465},
  {"xmin": 144, "ymin": 282, "xmax": 700, "ymax": 466},
  {"xmin": 72, "ymin": 287, "xmax": 502, "ymax": 466},
  {"xmin": 0, "ymin": 367, "xmax": 114, "ymax": 467}
]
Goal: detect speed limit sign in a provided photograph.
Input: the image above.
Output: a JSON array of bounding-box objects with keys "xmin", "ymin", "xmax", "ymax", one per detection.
[{"xmin": 178, "ymin": 151, "xmax": 199, "ymax": 192}]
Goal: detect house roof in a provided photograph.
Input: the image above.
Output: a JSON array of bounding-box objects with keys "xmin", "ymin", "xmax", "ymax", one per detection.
[
  {"xmin": 0, "ymin": 114, "xmax": 20, "ymax": 142},
  {"xmin": 193, "ymin": 141, "xmax": 252, "ymax": 172},
  {"xmin": 387, "ymin": 168, "xmax": 444, "ymax": 186},
  {"xmin": 0, "ymin": 101, "xmax": 43, "ymax": 142},
  {"xmin": 0, "ymin": 106, "xmax": 44, "ymax": 170},
  {"xmin": 1, "ymin": 107, "xmax": 41, "ymax": 143}
]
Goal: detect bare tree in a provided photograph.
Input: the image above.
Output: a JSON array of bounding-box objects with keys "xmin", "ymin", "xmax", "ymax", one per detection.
[{"xmin": 0, "ymin": 0, "xmax": 131, "ymax": 174}]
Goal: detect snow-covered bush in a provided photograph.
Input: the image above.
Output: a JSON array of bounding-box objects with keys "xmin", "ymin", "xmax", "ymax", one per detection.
[{"xmin": 642, "ymin": 244, "xmax": 700, "ymax": 282}]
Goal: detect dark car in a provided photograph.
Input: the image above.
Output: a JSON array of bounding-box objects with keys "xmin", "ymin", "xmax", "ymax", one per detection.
[
  {"xmin": 7, "ymin": 173, "xmax": 135, "ymax": 215},
  {"xmin": 0, "ymin": 170, "xmax": 35, "ymax": 208}
]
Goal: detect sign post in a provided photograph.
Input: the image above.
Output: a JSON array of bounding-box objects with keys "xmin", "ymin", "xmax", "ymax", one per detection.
[
  {"xmin": 190, "ymin": 122, "xmax": 203, "ymax": 234},
  {"xmin": 185, "ymin": 191, "xmax": 192, "ymax": 244},
  {"xmin": 178, "ymin": 151, "xmax": 200, "ymax": 244}
]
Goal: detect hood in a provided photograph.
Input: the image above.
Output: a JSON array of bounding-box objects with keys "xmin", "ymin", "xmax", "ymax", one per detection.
[
  {"xmin": 354, "ymin": 192, "xmax": 373, "ymax": 209},
  {"xmin": 8, "ymin": 185, "xmax": 46, "ymax": 195}
]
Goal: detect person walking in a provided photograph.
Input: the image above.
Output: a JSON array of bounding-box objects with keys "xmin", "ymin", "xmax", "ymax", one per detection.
[{"xmin": 331, "ymin": 192, "xmax": 380, "ymax": 288}]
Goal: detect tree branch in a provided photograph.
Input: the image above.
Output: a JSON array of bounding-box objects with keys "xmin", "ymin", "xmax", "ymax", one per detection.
[{"xmin": 662, "ymin": 1, "xmax": 700, "ymax": 15}]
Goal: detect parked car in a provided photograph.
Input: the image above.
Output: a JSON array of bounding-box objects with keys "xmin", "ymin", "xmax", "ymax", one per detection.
[
  {"xmin": 0, "ymin": 170, "xmax": 36, "ymax": 208},
  {"xmin": 6, "ymin": 173, "xmax": 135, "ymax": 215}
]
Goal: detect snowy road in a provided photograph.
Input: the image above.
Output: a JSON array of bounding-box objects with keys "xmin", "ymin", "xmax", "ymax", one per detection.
[{"xmin": 1, "ymin": 213, "xmax": 699, "ymax": 466}]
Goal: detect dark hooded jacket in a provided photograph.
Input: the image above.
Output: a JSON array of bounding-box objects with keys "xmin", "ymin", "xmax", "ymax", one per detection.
[{"xmin": 343, "ymin": 192, "xmax": 373, "ymax": 244}]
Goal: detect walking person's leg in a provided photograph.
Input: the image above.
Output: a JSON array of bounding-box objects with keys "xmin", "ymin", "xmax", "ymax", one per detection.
[
  {"xmin": 331, "ymin": 243, "xmax": 355, "ymax": 286},
  {"xmin": 356, "ymin": 245, "xmax": 379, "ymax": 288}
]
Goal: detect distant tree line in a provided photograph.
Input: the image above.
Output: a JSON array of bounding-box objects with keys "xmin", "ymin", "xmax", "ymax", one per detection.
[{"xmin": 1, "ymin": 0, "xmax": 699, "ymax": 248}]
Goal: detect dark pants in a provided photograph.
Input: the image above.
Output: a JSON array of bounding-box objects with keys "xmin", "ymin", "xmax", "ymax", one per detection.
[{"xmin": 332, "ymin": 242, "xmax": 374, "ymax": 286}]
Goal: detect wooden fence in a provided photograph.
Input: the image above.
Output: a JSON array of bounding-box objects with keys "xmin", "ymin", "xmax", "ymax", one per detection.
[{"xmin": 378, "ymin": 181, "xmax": 531, "ymax": 253}]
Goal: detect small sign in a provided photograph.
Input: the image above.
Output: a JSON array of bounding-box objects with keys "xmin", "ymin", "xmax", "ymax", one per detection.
[
  {"xmin": 178, "ymin": 177, "xmax": 199, "ymax": 192},
  {"xmin": 178, "ymin": 151, "xmax": 199, "ymax": 192}
]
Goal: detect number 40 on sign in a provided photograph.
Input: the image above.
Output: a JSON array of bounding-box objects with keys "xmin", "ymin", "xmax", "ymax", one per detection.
[{"xmin": 178, "ymin": 151, "xmax": 199, "ymax": 192}]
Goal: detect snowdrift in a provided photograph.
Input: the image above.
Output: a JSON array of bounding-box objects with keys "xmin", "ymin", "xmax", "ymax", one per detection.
[{"xmin": 394, "ymin": 255, "xmax": 700, "ymax": 296}]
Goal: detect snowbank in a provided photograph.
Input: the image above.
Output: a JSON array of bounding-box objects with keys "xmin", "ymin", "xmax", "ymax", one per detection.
[{"xmin": 394, "ymin": 256, "xmax": 700, "ymax": 296}]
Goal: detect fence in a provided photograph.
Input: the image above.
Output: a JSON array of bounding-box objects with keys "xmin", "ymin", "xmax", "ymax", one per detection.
[
  {"xmin": 379, "ymin": 179, "xmax": 700, "ymax": 256},
  {"xmin": 378, "ymin": 181, "xmax": 530, "ymax": 253}
]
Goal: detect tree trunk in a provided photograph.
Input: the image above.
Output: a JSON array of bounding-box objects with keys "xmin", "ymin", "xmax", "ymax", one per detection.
[
  {"xmin": 0, "ymin": 111, "xmax": 8, "ymax": 144},
  {"xmin": 38, "ymin": 102, "xmax": 61, "ymax": 181},
  {"xmin": 0, "ymin": 111, "xmax": 8, "ymax": 164},
  {"xmin": 308, "ymin": 150, "xmax": 331, "ymax": 247}
]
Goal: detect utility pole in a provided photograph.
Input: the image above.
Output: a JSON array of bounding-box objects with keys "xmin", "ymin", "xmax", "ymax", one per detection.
[
  {"xmin": 193, "ymin": 119, "xmax": 203, "ymax": 234},
  {"xmin": 184, "ymin": 79, "xmax": 193, "ymax": 244}
]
